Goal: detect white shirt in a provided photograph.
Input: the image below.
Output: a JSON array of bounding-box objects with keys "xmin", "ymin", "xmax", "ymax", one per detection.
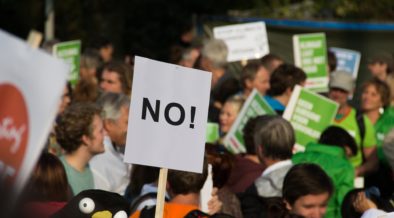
[
  {"xmin": 262, "ymin": 159, "xmax": 292, "ymax": 177},
  {"xmin": 90, "ymin": 136, "xmax": 132, "ymax": 195}
]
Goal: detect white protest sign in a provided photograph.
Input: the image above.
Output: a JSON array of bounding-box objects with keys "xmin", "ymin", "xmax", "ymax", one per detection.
[
  {"xmin": 214, "ymin": 22, "xmax": 269, "ymax": 62},
  {"xmin": 124, "ymin": 56, "xmax": 211, "ymax": 173},
  {"xmin": 0, "ymin": 30, "xmax": 68, "ymax": 196}
]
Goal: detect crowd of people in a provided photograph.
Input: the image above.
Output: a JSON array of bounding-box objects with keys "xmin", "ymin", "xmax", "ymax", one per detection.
[{"xmin": 8, "ymin": 30, "xmax": 394, "ymax": 218}]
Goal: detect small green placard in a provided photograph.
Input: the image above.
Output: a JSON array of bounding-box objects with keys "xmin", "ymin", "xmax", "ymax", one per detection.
[
  {"xmin": 224, "ymin": 89, "xmax": 276, "ymax": 154},
  {"xmin": 283, "ymin": 85, "xmax": 338, "ymax": 150},
  {"xmin": 53, "ymin": 40, "xmax": 81, "ymax": 86},
  {"xmin": 206, "ymin": 123, "xmax": 219, "ymax": 143},
  {"xmin": 293, "ymin": 33, "xmax": 328, "ymax": 93}
]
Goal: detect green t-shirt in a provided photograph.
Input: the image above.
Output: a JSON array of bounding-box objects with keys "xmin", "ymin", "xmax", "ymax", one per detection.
[
  {"xmin": 333, "ymin": 108, "xmax": 377, "ymax": 167},
  {"xmin": 60, "ymin": 156, "xmax": 94, "ymax": 196},
  {"xmin": 374, "ymin": 107, "xmax": 394, "ymax": 161},
  {"xmin": 293, "ymin": 142, "xmax": 354, "ymax": 218}
]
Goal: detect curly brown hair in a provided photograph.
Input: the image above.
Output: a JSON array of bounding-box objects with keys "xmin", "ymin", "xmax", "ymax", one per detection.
[{"xmin": 55, "ymin": 102, "xmax": 102, "ymax": 153}]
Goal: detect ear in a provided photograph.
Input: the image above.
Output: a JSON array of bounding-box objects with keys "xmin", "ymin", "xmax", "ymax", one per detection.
[
  {"xmin": 284, "ymin": 199, "xmax": 292, "ymax": 211},
  {"xmin": 103, "ymin": 119, "xmax": 113, "ymax": 131},
  {"xmin": 245, "ymin": 79, "xmax": 253, "ymax": 90},
  {"xmin": 81, "ymin": 134, "xmax": 90, "ymax": 146},
  {"xmin": 285, "ymin": 87, "xmax": 293, "ymax": 96},
  {"xmin": 257, "ymin": 145, "xmax": 265, "ymax": 159}
]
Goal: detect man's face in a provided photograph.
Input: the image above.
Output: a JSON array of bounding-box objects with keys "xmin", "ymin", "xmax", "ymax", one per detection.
[
  {"xmin": 252, "ymin": 67, "xmax": 270, "ymax": 96},
  {"xmin": 328, "ymin": 88, "xmax": 349, "ymax": 107},
  {"xmin": 100, "ymin": 70, "xmax": 122, "ymax": 94},
  {"xmin": 288, "ymin": 193, "xmax": 330, "ymax": 218},
  {"xmin": 368, "ymin": 62, "xmax": 387, "ymax": 78},
  {"xmin": 84, "ymin": 115, "xmax": 105, "ymax": 155},
  {"xmin": 105, "ymin": 106, "xmax": 129, "ymax": 146}
]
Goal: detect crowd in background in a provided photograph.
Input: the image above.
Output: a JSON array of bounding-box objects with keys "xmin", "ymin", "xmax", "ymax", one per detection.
[{"xmin": 10, "ymin": 25, "xmax": 394, "ymax": 218}]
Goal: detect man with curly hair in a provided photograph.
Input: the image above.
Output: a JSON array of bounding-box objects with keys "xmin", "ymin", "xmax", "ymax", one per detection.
[{"xmin": 55, "ymin": 102, "xmax": 105, "ymax": 195}]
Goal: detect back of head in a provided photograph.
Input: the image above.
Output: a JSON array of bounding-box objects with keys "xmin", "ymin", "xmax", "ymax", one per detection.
[
  {"xmin": 23, "ymin": 152, "xmax": 70, "ymax": 202},
  {"xmin": 254, "ymin": 115, "xmax": 295, "ymax": 161},
  {"xmin": 103, "ymin": 60, "xmax": 133, "ymax": 95},
  {"xmin": 96, "ymin": 92, "xmax": 130, "ymax": 121},
  {"xmin": 319, "ymin": 126, "xmax": 357, "ymax": 156},
  {"xmin": 327, "ymin": 50, "xmax": 337, "ymax": 73},
  {"xmin": 243, "ymin": 115, "xmax": 264, "ymax": 155},
  {"xmin": 168, "ymin": 161, "xmax": 208, "ymax": 195},
  {"xmin": 55, "ymin": 102, "xmax": 102, "ymax": 153},
  {"xmin": 201, "ymin": 39, "xmax": 228, "ymax": 69},
  {"xmin": 267, "ymin": 64, "xmax": 306, "ymax": 97},
  {"xmin": 260, "ymin": 53, "xmax": 284, "ymax": 73},
  {"xmin": 283, "ymin": 163, "xmax": 333, "ymax": 206}
]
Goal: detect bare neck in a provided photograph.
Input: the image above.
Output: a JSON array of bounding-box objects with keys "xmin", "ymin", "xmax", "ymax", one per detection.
[
  {"xmin": 275, "ymin": 94, "xmax": 290, "ymax": 107},
  {"xmin": 64, "ymin": 146, "xmax": 92, "ymax": 172}
]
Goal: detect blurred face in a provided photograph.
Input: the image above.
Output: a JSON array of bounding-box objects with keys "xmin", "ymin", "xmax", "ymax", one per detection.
[
  {"xmin": 105, "ymin": 106, "xmax": 129, "ymax": 146},
  {"xmin": 100, "ymin": 45, "xmax": 113, "ymax": 63},
  {"xmin": 58, "ymin": 86, "xmax": 71, "ymax": 115},
  {"xmin": 288, "ymin": 193, "xmax": 330, "ymax": 218},
  {"xmin": 328, "ymin": 88, "xmax": 349, "ymax": 107},
  {"xmin": 85, "ymin": 115, "xmax": 105, "ymax": 155},
  {"xmin": 219, "ymin": 102, "xmax": 240, "ymax": 134},
  {"xmin": 361, "ymin": 84, "xmax": 383, "ymax": 112},
  {"xmin": 252, "ymin": 67, "xmax": 270, "ymax": 95},
  {"xmin": 100, "ymin": 70, "xmax": 122, "ymax": 93},
  {"xmin": 368, "ymin": 62, "xmax": 387, "ymax": 79}
]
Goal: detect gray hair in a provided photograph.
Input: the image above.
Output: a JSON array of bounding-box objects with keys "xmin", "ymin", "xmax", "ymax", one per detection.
[
  {"xmin": 254, "ymin": 115, "xmax": 295, "ymax": 160},
  {"xmin": 96, "ymin": 92, "xmax": 130, "ymax": 121},
  {"xmin": 201, "ymin": 39, "xmax": 228, "ymax": 69}
]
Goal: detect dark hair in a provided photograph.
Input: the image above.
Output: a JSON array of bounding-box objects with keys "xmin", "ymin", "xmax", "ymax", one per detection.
[
  {"xmin": 260, "ymin": 53, "xmax": 284, "ymax": 73},
  {"xmin": 243, "ymin": 116, "xmax": 263, "ymax": 155},
  {"xmin": 254, "ymin": 115, "xmax": 295, "ymax": 160},
  {"xmin": 73, "ymin": 79, "xmax": 100, "ymax": 103},
  {"xmin": 240, "ymin": 61, "xmax": 263, "ymax": 89},
  {"xmin": 205, "ymin": 149, "xmax": 233, "ymax": 189},
  {"xmin": 283, "ymin": 163, "xmax": 333, "ymax": 206},
  {"xmin": 92, "ymin": 36, "xmax": 112, "ymax": 49},
  {"xmin": 23, "ymin": 153, "xmax": 70, "ymax": 202},
  {"xmin": 102, "ymin": 60, "xmax": 133, "ymax": 96},
  {"xmin": 125, "ymin": 165, "xmax": 160, "ymax": 201},
  {"xmin": 327, "ymin": 50, "xmax": 337, "ymax": 73},
  {"xmin": 267, "ymin": 64, "xmax": 306, "ymax": 97},
  {"xmin": 56, "ymin": 102, "xmax": 102, "ymax": 153},
  {"xmin": 168, "ymin": 160, "xmax": 208, "ymax": 195},
  {"xmin": 362, "ymin": 78, "xmax": 391, "ymax": 108},
  {"xmin": 319, "ymin": 126, "xmax": 357, "ymax": 156}
]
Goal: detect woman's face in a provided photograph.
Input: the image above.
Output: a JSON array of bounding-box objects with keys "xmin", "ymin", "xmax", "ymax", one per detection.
[
  {"xmin": 287, "ymin": 193, "xmax": 330, "ymax": 218},
  {"xmin": 219, "ymin": 102, "xmax": 240, "ymax": 134},
  {"xmin": 361, "ymin": 84, "xmax": 383, "ymax": 112}
]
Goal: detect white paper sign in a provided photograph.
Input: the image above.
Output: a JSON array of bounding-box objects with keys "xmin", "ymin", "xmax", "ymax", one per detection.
[
  {"xmin": 329, "ymin": 47, "xmax": 361, "ymax": 79},
  {"xmin": 214, "ymin": 22, "xmax": 269, "ymax": 62},
  {"xmin": 124, "ymin": 56, "xmax": 211, "ymax": 173},
  {"xmin": 0, "ymin": 30, "xmax": 68, "ymax": 196}
]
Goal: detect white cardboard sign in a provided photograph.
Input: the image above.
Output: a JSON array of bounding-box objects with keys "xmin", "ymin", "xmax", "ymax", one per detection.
[
  {"xmin": 0, "ymin": 30, "xmax": 68, "ymax": 195},
  {"xmin": 124, "ymin": 56, "xmax": 211, "ymax": 173},
  {"xmin": 214, "ymin": 22, "xmax": 269, "ymax": 62}
]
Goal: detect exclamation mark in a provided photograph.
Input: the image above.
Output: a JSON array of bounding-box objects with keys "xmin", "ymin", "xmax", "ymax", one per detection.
[{"xmin": 190, "ymin": 106, "xmax": 196, "ymax": 128}]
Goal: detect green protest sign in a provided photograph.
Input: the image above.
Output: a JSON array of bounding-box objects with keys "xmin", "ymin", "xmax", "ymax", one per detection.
[
  {"xmin": 53, "ymin": 40, "xmax": 81, "ymax": 86},
  {"xmin": 206, "ymin": 123, "xmax": 219, "ymax": 143},
  {"xmin": 224, "ymin": 89, "xmax": 276, "ymax": 154},
  {"xmin": 293, "ymin": 33, "xmax": 328, "ymax": 93},
  {"xmin": 283, "ymin": 85, "xmax": 338, "ymax": 152}
]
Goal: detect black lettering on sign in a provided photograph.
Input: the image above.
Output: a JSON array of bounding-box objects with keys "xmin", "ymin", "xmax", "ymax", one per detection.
[{"xmin": 141, "ymin": 98, "xmax": 160, "ymax": 122}]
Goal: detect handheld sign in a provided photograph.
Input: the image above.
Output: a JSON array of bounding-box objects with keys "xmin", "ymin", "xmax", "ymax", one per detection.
[
  {"xmin": 206, "ymin": 123, "xmax": 220, "ymax": 144},
  {"xmin": 124, "ymin": 56, "xmax": 211, "ymax": 173},
  {"xmin": 0, "ymin": 30, "xmax": 68, "ymax": 200},
  {"xmin": 283, "ymin": 85, "xmax": 338, "ymax": 152},
  {"xmin": 53, "ymin": 40, "xmax": 81, "ymax": 86},
  {"xmin": 214, "ymin": 22, "xmax": 269, "ymax": 62},
  {"xmin": 329, "ymin": 47, "xmax": 361, "ymax": 79},
  {"xmin": 293, "ymin": 33, "xmax": 329, "ymax": 93},
  {"xmin": 223, "ymin": 89, "xmax": 276, "ymax": 154}
]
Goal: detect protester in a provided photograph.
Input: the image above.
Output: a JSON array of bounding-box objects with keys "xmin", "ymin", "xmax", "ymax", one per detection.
[
  {"xmin": 226, "ymin": 116, "xmax": 265, "ymax": 194},
  {"xmin": 247, "ymin": 115, "xmax": 294, "ymax": 197},
  {"xmin": 100, "ymin": 60, "xmax": 133, "ymax": 96},
  {"xmin": 240, "ymin": 61, "xmax": 270, "ymax": 98},
  {"xmin": 283, "ymin": 163, "xmax": 333, "ymax": 218},
  {"xmin": 265, "ymin": 64, "xmax": 306, "ymax": 115},
  {"xmin": 292, "ymin": 126, "xmax": 357, "ymax": 217},
  {"xmin": 328, "ymin": 70, "xmax": 378, "ymax": 176},
  {"xmin": 219, "ymin": 95, "xmax": 245, "ymax": 139},
  {"xmin": 90, "ymin": 92, "xmax": 132, "ymax": 195},
  {"xmin": 55, "ymin": 103, "xmax": 105, "ymax": 195}
]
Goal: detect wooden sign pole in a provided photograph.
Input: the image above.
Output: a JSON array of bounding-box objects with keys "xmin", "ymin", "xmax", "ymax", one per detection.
[{"xmin": 155, "ymin": 168, "xmax": 168, "ymax": 218}]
